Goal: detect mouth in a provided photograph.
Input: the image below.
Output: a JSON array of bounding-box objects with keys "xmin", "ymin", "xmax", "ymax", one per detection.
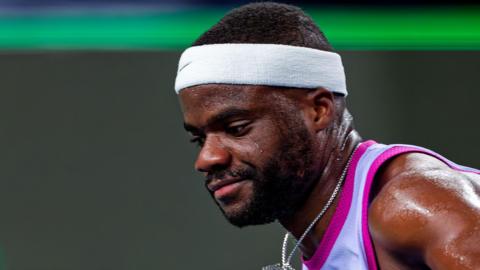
[{"xmin": 207, "ymin": 178, "xmax": 248, "ymax": 199}]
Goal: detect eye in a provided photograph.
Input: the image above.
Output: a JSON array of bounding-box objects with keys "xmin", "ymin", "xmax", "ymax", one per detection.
[
  {"xmin": 225, "ymin": 121, "xmax": 250, "ymax": 137},
  {"xmin": 189, "ymin": 136, "xmax": 205, "ymax": 147}
]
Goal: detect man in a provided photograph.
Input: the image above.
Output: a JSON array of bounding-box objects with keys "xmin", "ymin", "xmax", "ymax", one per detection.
[{"xmin": 174, "ymin": 2, "xmax": 480, "ymax": 270}]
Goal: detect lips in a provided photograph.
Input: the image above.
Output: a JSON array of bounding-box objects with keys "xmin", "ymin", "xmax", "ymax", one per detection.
[
  {"xmin": 209, "ymin": 178, "xmax": 249, "ymax": 200},
  {"xmin": 207, "ymin": 177, "xmax": 245, "ymax": 193}
]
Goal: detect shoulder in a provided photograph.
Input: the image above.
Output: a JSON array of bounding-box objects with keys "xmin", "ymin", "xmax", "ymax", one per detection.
[{"xmin": 368, "ymin": 152, "xmax": 480, "ymax": 269}]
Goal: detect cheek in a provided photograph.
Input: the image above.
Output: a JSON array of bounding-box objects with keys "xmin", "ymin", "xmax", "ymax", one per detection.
[{"xmin": 225, "ymin": 129, "xmax": 281, "ymax": 164}]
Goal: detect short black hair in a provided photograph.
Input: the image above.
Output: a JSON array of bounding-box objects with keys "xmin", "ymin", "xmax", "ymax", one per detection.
[{"xmin": 193, "ymin": 2, "xmax": 334, "ymax": 52}]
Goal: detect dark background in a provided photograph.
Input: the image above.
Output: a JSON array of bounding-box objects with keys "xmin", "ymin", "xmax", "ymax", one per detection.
[{"xmin": 0, "ymin": 51, "xmax": 478, "ymax": 269}]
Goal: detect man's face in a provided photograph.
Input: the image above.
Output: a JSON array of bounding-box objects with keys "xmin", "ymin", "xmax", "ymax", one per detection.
[{"xmin": 180, "ymin": 84, "xmax": 319, "ymax": 227}]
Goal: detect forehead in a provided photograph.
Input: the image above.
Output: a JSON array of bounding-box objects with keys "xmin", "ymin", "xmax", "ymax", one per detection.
[
  {"xmin": 179, "ymin": 84, "xmax": 276, "ymax": 116},
  {"xmin": 180, "ymin": 84, "xmax": 264, "ymax": 109}
]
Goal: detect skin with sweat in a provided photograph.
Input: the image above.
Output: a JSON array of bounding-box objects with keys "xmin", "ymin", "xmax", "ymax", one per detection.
[{"xmin": 179, "ymin": 84, "xmax": 480, "ymax": 270}]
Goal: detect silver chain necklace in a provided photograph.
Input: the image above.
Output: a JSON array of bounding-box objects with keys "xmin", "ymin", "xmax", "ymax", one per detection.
[{"xmin": 262, "ymin": 145, "xmax": 359, "ymax": 270}]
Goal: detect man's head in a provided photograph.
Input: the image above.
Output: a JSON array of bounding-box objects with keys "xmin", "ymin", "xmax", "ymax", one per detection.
[
  {"xmin": 192, "ymin": 2, "xmax": 333, "ymax": 51},
  {"xmin": 177, "ymin": 2, "xmax": 349, "ymax": 227}
]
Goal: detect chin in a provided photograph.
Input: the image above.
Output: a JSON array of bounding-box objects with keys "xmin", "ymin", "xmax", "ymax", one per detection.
[
  {"xmin": 220, "ymin": 200, "xmax": 251, "ymax": 222},
  {"xmin": 225, "ymin": 212, "xmax": 277, "ymax": 228},
  {"xmin": 220, "ymin": 200, "xmax": 277, "ymax": 228}
]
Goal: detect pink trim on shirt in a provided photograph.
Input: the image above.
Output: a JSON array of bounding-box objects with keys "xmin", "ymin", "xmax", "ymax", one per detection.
[
  {"xmin": 361, "ymin": 146, "xmax": 413, "ymax": 270},
  {"xmin": 303, "ymin": 140, "xmax": 376, "ymax": 269},
  {"xmin": 410, "ymin": 147, "xmax": 480, "ymax": 174}
]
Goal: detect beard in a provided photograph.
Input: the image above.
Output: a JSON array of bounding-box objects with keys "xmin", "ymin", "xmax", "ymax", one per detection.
[{"xmin": 205, "ymin": 115, "xmax": 316, "ymax": 227}]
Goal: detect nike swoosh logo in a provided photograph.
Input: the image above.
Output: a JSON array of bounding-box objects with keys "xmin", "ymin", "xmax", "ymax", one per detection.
[{"xmin": 178, "ymin": 61, "xmax": 192, "ymax": 72}]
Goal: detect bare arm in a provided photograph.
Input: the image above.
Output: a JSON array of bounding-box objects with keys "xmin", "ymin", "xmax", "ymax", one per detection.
[{"xmin": 369, "ymin": 153, "xmax": 480, "ymax": 270}]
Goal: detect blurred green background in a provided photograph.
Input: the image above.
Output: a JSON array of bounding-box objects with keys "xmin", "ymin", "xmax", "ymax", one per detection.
[{"xmin": 0, "ymin": 2, "xmax": 479, "ymax": 269}]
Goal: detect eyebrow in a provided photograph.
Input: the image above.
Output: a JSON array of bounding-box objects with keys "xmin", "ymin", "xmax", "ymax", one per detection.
[{"xmin": 183, "ymin": 107, "xmax": 252, "ymax": 133}]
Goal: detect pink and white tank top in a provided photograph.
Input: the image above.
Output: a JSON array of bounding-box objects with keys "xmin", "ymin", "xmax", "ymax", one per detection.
[{"xmin": 302, "ymin": 140, "xmax": 480, "ymax": 270}]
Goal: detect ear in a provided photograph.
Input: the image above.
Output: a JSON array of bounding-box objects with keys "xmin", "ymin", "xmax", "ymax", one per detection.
[{"xmin": 304, "ymin": 88, "xmax": 335, "ymax": 132}]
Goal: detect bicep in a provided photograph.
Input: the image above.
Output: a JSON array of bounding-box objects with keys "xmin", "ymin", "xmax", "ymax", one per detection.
[
  {"xmin": 425, "ymin": 224, "xmax": 480, "ymax": 270},
  {"xmin": 369, "ymin": 169, "xmax": 480, "ymax": 270}
]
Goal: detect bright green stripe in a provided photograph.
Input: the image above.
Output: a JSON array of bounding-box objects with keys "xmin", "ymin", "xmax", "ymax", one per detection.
[
  {"xmin": 0, "ymin": 10, "xmax": 224, "ymax": 49},
  {"xmin": 309, "ymin": 7, "xmax": 480, "ymax": 50},
  {"xmin": 0, "ymin": 7, "xmax": 479, "ymax": 50}
]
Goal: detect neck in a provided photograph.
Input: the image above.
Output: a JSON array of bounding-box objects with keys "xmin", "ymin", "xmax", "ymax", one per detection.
[{"xmin": 278, "ymin": 113, "xmax": 362, "ymax": 259}]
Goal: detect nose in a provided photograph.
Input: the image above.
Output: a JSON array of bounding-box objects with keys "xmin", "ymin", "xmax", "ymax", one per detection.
[{"xmin": 194, "ymin": 135, "xmax": 231, "ymax": 173}]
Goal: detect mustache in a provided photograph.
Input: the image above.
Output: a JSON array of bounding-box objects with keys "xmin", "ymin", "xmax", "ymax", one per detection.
[{"xmin": 205, "ymin": 166, "xmax": 257, "ymax": 183}]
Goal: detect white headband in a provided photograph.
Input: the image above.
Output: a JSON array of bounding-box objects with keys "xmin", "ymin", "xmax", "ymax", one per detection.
[{"xmin": 175, "ymin": 43, "xmax": 347, "ymax": 96}]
